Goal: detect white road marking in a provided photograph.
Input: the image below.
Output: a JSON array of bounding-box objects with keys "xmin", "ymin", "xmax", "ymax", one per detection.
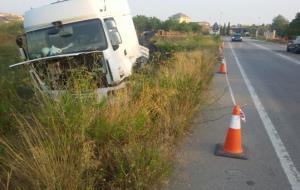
[
  {"xmin": 228, "ymin": 42, "xmax": 300, "ymax": 190},
  {"xmin": 248, "ymin": 41, "xmax": 300, "ymax": 65},
  {"xmin": 223, "ymin": 59, "xmax": 236, "ymax": 105}
]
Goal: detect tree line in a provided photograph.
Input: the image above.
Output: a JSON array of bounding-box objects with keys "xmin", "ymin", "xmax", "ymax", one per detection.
[
  {"xmin": 219, "ymin": 22, "xmax": 231, "ymax": 36},
  {"xmin": 271, "ymin": 13, "xmax": 300, "ymax": 38},
  {"xmin": 133, "ymin": 13, "xmax": 300, "ymax": 39},
  {"xmin": 133, "ymin": 15, "xmax": 203, "ymax": 33},
  {"xmin": 219, "ymin": 13, "xmax": 299, "ymax": 39}
]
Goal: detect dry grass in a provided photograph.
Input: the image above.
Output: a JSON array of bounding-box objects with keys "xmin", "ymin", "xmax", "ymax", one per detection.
[{"xmin": 0, "ymin": 27, "xmax": 219, "ymax": 190}]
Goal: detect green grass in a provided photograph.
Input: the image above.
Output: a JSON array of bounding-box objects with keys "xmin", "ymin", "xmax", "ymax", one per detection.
[
  {"xmin": 0, "ymin": 24, "xmax": 220, "ymax": 190},
  {"xmin": 0, "ymin": 21, "xmax": 34, "ymax": 135},
  {"xmin": 154, "ymin": 34, "xmax": 221, "ymax": 52}
]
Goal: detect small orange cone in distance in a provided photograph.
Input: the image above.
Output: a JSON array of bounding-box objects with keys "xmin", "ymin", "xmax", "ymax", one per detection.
[
  {"xmin": 218, "ymin": 62, "xmax": 227, "ymax": 74},
  {"xmin": 215, "ymin": 105, "xmax": 248, "ymax": 160}
]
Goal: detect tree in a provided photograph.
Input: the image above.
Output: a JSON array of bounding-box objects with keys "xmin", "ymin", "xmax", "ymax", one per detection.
[
  {"xmin": 227, "ymin": 22, "xmax": 231, "ymax": 35},
  {"xmin": 161, "ymin": 19, "xmax": 179, "ymax": 31},
  {"xmin": 257, "ymin": 24, "xmax": 271, "ymax": 36},
  {"xmin": 212, "ymin": 22, "xmax": 219, "ymax": 32},
  {"xmin": 148, "ymin": 17, "xmax": 162, "ymax": 31},
  {"xmin": 133, "ymin": 15, "xmax": 148, "ymax": 32},
  {"xmin": 190, "ymin": 23, "xmax": 202, "ymax": 33},
  {"xmin": 133, "ymin": 15, "xmax": 162, "ymax": 33},
  {"xmin": 176, "ymin": 22, "xmax": 192, "ymax": 32},
  {"xmin": 219, "ymin": 26, "xmax": 223, "ymax": 35},
  {"xmin": 248, "ymin": 24, "xmax": 258, "ymax": 37},
  {"xmin": 271, "ymin": 15, "xmax": 289, "ymax": 37},
  {"xmin": 133, "ymin": 15, "xmax": 202, "ymax": 33},
  {"xmin": 287, "ymin": 12, "xmax": 300, "ymax": 38},
  {"xmin": 223, "ymin": 23, "xmax": 226, "ymax": 36}
]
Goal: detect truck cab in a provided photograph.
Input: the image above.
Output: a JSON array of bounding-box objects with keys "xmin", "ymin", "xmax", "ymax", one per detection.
[{"xmin": 12, "ymin": 0, "xmax": 149, "ymax": 97}]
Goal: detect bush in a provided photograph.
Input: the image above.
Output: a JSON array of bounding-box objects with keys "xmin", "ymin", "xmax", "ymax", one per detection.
[
  {"xmin": 0, "ymin": 22, "xmax": 33, "ymax": 135},
  {"xmin": 0, "ymin": 24, "xmax": 219, "ymax": 189},
  {"xmin": 133, "ymin": 15, "xmax": 202, "ymax": 34},
  {"xmin": 154, "ymin": 34, "xmax": 221, "ymax": 52}
]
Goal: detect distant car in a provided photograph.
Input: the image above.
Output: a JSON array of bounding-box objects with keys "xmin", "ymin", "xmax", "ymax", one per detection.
[
  {"xmin": 287, "ymin": 36, "xmax": 300, "ymax": 53},
  {"xmin": 231, "ymin": 34, "xmax": 243, "ymax": 42}
]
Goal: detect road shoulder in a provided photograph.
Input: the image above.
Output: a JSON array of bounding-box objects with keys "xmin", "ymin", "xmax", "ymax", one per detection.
[{"xmin": 164, "ymin": 40, "xmax": 291, "ymax": 190}]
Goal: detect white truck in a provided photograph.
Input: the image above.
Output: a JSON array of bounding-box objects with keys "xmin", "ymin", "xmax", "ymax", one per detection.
[{"xmin": 11, "ymin": 0, "xmax": 149, "ymax": 96}]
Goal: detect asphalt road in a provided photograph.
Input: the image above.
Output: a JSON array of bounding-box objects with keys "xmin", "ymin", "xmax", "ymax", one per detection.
[{"xmin": 165, "ymin": 38, "xmax": 300, "ymax": 190}]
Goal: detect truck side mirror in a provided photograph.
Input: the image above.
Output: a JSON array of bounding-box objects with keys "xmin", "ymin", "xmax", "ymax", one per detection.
[
  {"xmin": 16, "ymin": 36, "xmax": 23, "ymax": 47},
  {"xmin": 16, "ymin": 35, "xmax": 28, "ymax": 60}
]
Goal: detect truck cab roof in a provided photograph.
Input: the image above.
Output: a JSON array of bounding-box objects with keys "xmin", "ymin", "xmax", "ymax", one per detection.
[{"xmin": 24, "ymin": 0, "xmax": 130, "ymax": 32}]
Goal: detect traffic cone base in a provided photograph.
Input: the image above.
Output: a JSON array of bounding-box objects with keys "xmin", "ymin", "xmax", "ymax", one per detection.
[{"xmin": 215, "ymin": 143, "xmax": 248, "ymax": 160}]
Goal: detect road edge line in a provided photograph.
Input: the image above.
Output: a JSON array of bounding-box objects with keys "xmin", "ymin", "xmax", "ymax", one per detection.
[
  {"xmin": 228, "ymin": 41, "xmax": 300, "ymax": 190},
  {"xmin": 223, "ymin": 59, "xmax": 236, "ymax": 105},
  {"xmin": 248, "ymin": 41, "xmax": 300, "ymax": 65}
]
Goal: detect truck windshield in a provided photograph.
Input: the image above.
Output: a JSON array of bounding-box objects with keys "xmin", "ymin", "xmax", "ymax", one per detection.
[{"xmin": 27, "ymin": 19, "xmax": 108, "ymax": 59}]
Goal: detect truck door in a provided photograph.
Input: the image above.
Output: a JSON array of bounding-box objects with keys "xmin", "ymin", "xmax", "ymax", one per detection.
[{"xmin": 104, "ymin": 18, "xmax": 131, "ymax": 84}]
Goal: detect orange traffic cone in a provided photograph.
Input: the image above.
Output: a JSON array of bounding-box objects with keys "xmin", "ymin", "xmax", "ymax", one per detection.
[
  {"xmin": 215, "ymin": 105, "xmax": 248, "ymax": 160},
  {"xmin": 218, "ymin": 62, "xmax": 227, "ymax": 74}
]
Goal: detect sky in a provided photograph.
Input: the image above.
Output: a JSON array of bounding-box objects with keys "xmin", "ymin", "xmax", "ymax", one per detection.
[{"xmin": 0, "ymin": 0, "xmax": 299, "ymax": 25}]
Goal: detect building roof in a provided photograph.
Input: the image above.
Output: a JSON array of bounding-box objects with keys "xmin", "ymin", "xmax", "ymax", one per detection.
[{"xmin": 169, "ymin": 13, "xmax": 190, "ymax": 19}]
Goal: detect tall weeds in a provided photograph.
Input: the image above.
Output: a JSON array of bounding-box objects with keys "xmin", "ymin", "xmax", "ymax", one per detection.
[{"xmin": 0, "ymin": 32, "xmax": 218, "ymax": 189}]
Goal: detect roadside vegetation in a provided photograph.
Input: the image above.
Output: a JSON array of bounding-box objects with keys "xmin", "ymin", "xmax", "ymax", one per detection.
[
  {"xmin": 0, "ymin": 21, "xmax": 32, "ymax": 135},
  {"xmin": 133, "ymin": 15, "xmax": 204, "ymax": 34},
  {"xmin": 251, "ymin": 13, "xmax": 299, "ymax": 43},
  {"xmin": 217, "ymin": 12, "xmax": 299, "ymax": 42},
  {"xmin": 0, "ymin": 21, "xmax": 220, "ymax": 189}
]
